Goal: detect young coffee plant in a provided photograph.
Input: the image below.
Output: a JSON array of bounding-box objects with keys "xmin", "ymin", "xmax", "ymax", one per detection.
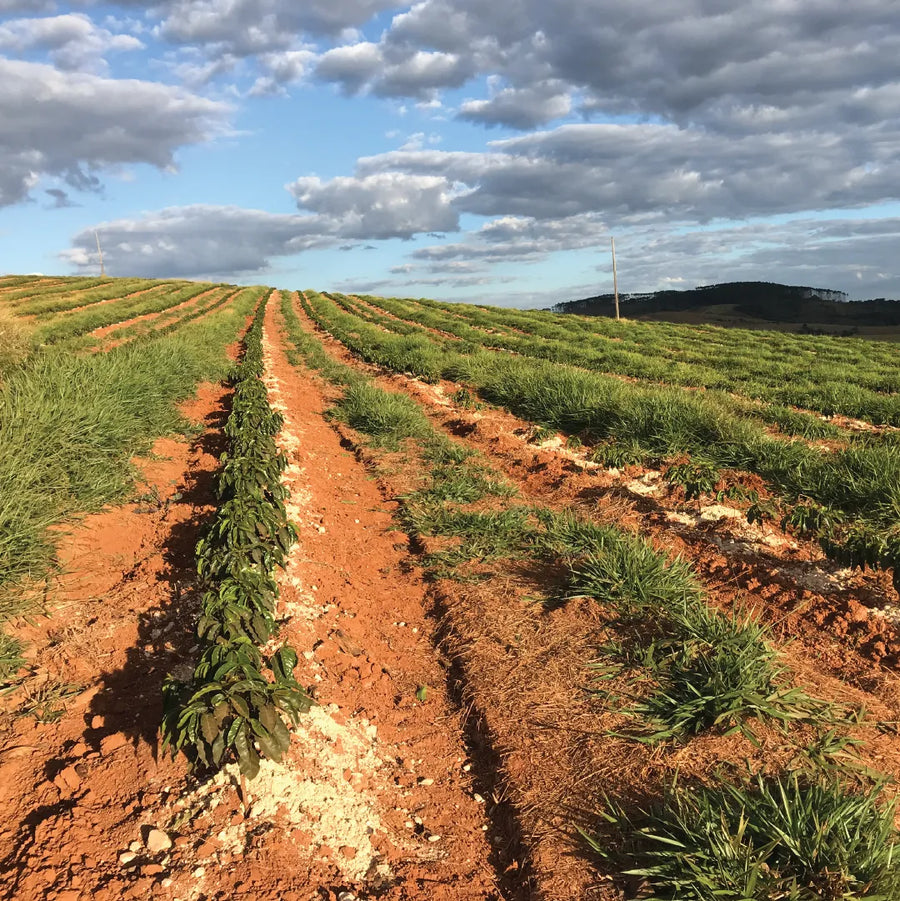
[
  {"xmin": 665, "ymin": 460, "xmax": 720, "ymax": 507},
  {"xmin": 161, "ymin": 297, "xmax": 311, "ymax": 778}
]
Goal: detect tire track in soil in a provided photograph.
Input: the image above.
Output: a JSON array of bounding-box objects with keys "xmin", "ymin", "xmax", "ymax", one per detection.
[{"xmin": 187, "ymin": 295, "xmax": 501, "ymax": 900}]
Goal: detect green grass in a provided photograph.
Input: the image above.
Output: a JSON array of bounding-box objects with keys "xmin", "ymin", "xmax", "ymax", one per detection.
[
  {"xmin": 32, "ymin": 281, "xmax": 221, "ymax": 346},
  {"xmin": 587, "ymin": 772, "xmax": 900, "ymax": 900},
  {"xmin": 330, "ymin": 381, "xmax": 433, "ymax": 448},
  {"xmin": 541, "ymin": 512, "xmax": 820, "ymax": 739},
  {"xmin": 0, "ymin": 289, "xmax": 261, "ymax": 682},
  {"xmin": 402, "ymin": 502, "xmax": 533, "ymax": 571}
]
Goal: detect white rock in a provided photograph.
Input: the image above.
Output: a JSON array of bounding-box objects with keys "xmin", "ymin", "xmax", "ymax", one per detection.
[{"xmin": 145, "ymin": 828, "xmax": 173, "ymax": 854}]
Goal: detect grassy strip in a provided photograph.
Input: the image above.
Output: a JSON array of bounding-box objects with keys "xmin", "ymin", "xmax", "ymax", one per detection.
[
  {"xmin": 407, "ymin": 294, "xmax": 900, "ymax": 426},
  {"xmin": 105, "ymin": 285, "xmax": 254, "ymax": 345},
  {"xmin": 33, "ymin": 281, "xmax": 222, "ymax": 346},
  {"xmin": 284, "ymin": 294, "xmax": 900, "ymax": 895},
  {"xmin": 161, "ymin": 298, "xmax": 310, "ymax": 779},
  {"xmin": 18, "ymin": 279, "xmax": 166, "ymax": 317},
  {"xmin": 0, "ymin": 289, "xmax": 261, "ymax": 682},
  {"xmin": 303, "ymin": 291, "xmax": 900, "ymax": 583},
  {"xmin": 362, "ymin": 293, "xmax": 851, "ymax": 442},
  {"xmin": 0, "ymin": 277, "xmax": 109, "ymax": 305},
  {"xmin": 0, "ymin": 276, "xmax": 53, "ymax": 291}
]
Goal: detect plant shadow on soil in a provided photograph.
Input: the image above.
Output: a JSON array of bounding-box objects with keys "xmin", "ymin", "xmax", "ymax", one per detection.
[{"xmin": 84, "ymin": 395, "xmax": 231, "ymax": 754}]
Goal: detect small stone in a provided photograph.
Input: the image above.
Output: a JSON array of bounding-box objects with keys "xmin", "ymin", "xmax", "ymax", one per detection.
[
  {"xmin": 129, "ymin": 841, "xmax": 142, "ymax": 853},
  {"xmin": 473, "ymin": 793, "xmax": 485, "ymax": 804},
  {"xmin": 54, "ymin": 763, "xmax": 82, "ymax": 792},
  {"xmin": 141, "ymin": 864, "xmax": 165, "ymax": 877},
  {"xmin": 417, "ymin": 778, "xmax": 434, "ymax": 786},
  {"xmin": 145, "ymin": 829, "xmax": 173, "ymax": 854},
  {"xmin": 196, "ymin": 840, "xmax": 217, "ymax": 857},
  {"xmin": 100, "ymin": 733, "xmax": 127, "ymax": 755},
  {"xmin": 427, "ymin": 834, "xmax": 442, "ymax": 843},
  {"xmin": 119, "ymin": 852, "xmax": 137, "ymax": 866},
  {"xmin": 90, "ymin": 715, "xmax": 104, "ymax": 730},
  {"xmin": 339, "ymin": 845, "xmax": 357, "ymax": 860},
  {"xmin": 337, "ymin": 893, "xmax": 356, "ymax": 901},
  {"xmin": 191, "ymin": 866, "xmax": 206, "ymax": 878}
]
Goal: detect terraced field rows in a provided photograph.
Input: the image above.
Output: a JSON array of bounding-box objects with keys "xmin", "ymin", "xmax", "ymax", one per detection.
[{"xmin": 1, "ymin": 276, "xmax": 899, "ymax": 901}]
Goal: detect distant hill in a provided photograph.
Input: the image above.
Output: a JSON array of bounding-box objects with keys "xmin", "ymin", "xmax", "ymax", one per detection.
[{"xmin": 550, "ymin": 282, "xmax": 900, "ymax": 339}]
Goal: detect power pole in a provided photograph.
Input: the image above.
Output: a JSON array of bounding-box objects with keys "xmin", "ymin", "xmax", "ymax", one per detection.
[
  {"xmin": 94, "ymin": 230, "xmax": 105, "ymax": 277},
  {"xmin": 611, "ymin": 236, "xmax": 620, "ymax": 321}
]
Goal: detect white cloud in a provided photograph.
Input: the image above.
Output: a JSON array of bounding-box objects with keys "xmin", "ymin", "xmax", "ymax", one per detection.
[
  {"xmin": 0, "ymin": 13, "xmax": 143, "ymax": 72},
  {"xmin": 153, "ymin": 0, "xmax": 396, "ymax": 53},
  {"xmin": 63, "ymin": 205, "xmax": 332, "ymax": 278},
  {"xmin": 458, "ymin": 81, "xmax": 572, "ymax": 129},
  {"xmin": 0, "ymin": 58, "xmax": 231, "ymax": 206},
  {"xmin": 287, "ymin": 172, "xmax": 459, "ymax": 238}
]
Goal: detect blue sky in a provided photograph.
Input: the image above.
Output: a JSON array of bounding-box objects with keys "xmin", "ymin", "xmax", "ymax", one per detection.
[{"xmin": 2, "ymin": 2, "xmax": 900, "ymax": 306}]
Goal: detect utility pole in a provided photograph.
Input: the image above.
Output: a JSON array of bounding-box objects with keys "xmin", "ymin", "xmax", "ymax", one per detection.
[
  {"xmin": 611, "ymin": 236, "xmax": 620, "ymax": 321},
  {"xmin": 94, "ymin": 231, "xmax": 105, "ymax": 277}
]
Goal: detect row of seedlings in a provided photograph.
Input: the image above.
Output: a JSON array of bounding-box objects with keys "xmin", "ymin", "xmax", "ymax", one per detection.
[{"xmin": 161, "ymin": 298, "xmax": 311, "ymax": 778}]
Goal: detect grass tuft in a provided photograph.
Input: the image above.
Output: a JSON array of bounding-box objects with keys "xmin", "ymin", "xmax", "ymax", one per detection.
[
  {"xmin": 586, "ymin": 772, "xmax": 900, "ymax": 900},
  {"xmin": 541, "ymin": 512, "xmax": 821, "ymax": 739},
  {"xmin": 331, "ymin": 382, "xmax": 432, "ymax": 448}
]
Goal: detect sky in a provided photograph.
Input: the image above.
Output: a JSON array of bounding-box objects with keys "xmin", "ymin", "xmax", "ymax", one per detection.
[{"xmin": 1, "ymin": 2, "xmax": 900, "ymax": 307}]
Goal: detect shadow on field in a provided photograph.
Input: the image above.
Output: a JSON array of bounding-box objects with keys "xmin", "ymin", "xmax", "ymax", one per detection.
[{"xmin": 84, "ymin": 393, "xmax": 231, "ymax": 753}]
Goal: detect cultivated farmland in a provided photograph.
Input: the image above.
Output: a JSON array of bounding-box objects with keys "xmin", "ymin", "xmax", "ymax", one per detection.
[{"xmin": 1, "ymin": 275, "xmax": 899, "ymax": 901}]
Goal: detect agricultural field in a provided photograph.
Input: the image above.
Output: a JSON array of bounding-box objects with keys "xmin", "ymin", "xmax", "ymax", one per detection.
[{"xmin": 1, "ymin": 275, "xmax": 900, "ymax": 901}]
